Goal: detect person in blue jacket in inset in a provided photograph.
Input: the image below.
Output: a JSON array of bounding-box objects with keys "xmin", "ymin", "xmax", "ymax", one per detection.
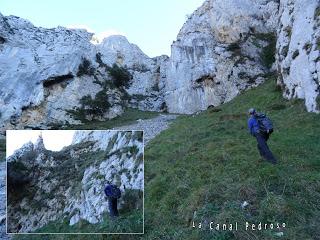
[
  {"xmin": 248, "ymin": 108, "xmax": 277, "ymax": 164},
  {"xmin": 104, "ymin": 182, "xmax": 121, "ymax": 218}
]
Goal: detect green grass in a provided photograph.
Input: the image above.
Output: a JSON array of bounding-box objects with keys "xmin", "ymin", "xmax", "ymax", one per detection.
[
  {"xmin": 60, "ymin": 108, "xmax": 160, "ymax": 130},
  {"xmin": 33, "ymin": 209, "xmax": 143, "ymax": 234},
  {"xmin": 13, "ymin": 78, "xmax": 320, "ymax": 239},
  {"xmin": 14, "ymin": 209, "xmax": 143, "ymax": 239},
  {"xmin": 0, "ymin": 138, "xmax": 5, "ymax": 162},
  {"xmin": 144, "ymin": 78, "xmax": 320, "ymax": 239}
]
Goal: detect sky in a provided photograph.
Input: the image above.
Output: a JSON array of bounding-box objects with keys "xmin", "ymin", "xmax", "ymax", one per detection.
[
  {"xmin": 6, "ymin": 130, "xmax": 76, "ymax": 158},
  {"xmin": 1, "ymin": 0, "xmax": 204, "ymax": 57}
]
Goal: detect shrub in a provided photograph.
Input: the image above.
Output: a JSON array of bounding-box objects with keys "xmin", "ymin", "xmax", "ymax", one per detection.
[
  {"xmin": 303, "ymin": 42, "xmax": 312, "ymax": 53},
  {"xmin": 292, "ymin": 49, "xmax": 299, "ymax": 59},
  {"xmin": 259, "ymin": 33, "xmax": 277, "ymax": 69},
  {"xmin": 227, "ymin": 42, "xmax": 241, "ymax": 52},
  {"xmin": 283, "ymin": 26, "xmax": 292, "ymax": 38},
  {"xmin": 106, "ymin": 64, "xmax": 132, "ymax": 88},
  {"xmin": 68, "ymin": 91, "xmax": 111, "ymax": 121},
  {"xmin": 81, "ymin": 91, "xmax": 111, "ymax": 116},
  {"xmin": 281, "ymin": 45, "xmax": 289, "ymax": 58},
  {"xmin": 120, "ymin": 189, "xmax": 143, "ymax": 214},
  {"xmin": 77, "ymin": 58, "xmax": 95, "ymax": 77},
  {"xmin": 95, "ymin": 52, "xmax": 104, "ymax": 67}
]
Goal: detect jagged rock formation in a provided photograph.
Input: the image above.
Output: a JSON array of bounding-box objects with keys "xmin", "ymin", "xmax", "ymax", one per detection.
[
  {"xmin": 164, "ymin": 0, "xmax": 279, "ymax": 113},
  {"xmin": 7, "ymin": 131, "xmax": 143, "ymax": 233},
  {"xmin": 276, "ymin": 0, "xmax": 320, "ymax": 112}
]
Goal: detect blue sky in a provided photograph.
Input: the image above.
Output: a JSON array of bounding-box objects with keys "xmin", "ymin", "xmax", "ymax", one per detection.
[
  {"xmin": 1, "ymin": 0, "xmax": 204, "ymax": 57},
  {"xmin": 6, "ymin": 130, "xmax": 75, "ymax": 157}
]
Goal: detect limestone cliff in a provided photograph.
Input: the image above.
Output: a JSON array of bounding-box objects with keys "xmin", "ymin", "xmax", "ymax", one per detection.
[
  {"xmin": 7, "ymin": 131, "xmax": 143, "ymax": 233},
  {"xmin": 164, "ymin": 0, "xmax": 279, "ymax": 113},
  {"xmin": 276, "ymin": 0, "xmax": 320, "ymax": 112}
]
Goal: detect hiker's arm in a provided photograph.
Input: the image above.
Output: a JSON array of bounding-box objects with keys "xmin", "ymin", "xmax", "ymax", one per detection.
[{"xmin": 248, "ymin": 119, "xmax": 254, "ymax": 135}]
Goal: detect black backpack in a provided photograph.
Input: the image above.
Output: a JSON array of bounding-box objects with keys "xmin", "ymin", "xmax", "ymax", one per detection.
[{"xmin": 255, "ymin": 113, "xmax": 273, "ymax": 133}]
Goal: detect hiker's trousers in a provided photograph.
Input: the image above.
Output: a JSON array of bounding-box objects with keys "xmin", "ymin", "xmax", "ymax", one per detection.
[
  {"xmin": 255, "ymin": 132, "xmax": 277, "ymax": 164},
  {"xmin": 108, "ymin": 197, "xmax": 119, "ymax": 217}
]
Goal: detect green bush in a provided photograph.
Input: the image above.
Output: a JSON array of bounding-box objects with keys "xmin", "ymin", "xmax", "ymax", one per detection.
[
  {"xmin": 106, "ymin": 63, "xmax": 132, "ymax": 88},
  {"xmin": 292, "ymin": 49, "xmax": 299, "ymax": 59},
  {"xmin": 67, "ymin": 91, "xmax": 111, "ymax": 121},
  {"xmin": 77, "ymin": 58, "xmax": 95, "ymax": 77},
  {"xmin": 120, "ymin": 189, "xmax": 143, "ymax": 214},
  {"xmin": 259, "ymin": 33, "xmax": 277, "ymax": 69}
]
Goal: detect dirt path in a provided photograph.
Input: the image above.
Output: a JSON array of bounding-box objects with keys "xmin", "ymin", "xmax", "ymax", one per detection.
[{"xmin": 114, "ymin": 114, "xmax": 178, "ymax": 145}]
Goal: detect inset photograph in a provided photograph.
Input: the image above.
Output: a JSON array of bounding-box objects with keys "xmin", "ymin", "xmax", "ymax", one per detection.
[{"xmin": 6, "ymin": 130, "xmax": 144, "ymax": 234}]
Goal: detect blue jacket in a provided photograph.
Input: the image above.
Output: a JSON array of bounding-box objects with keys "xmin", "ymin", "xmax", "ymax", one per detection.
[
  {"xmin": 248, "ymin": 116, "xmax": 260, "ymax": 135},
  {"xmin": 104, "ymin": 184, "xmax": 121, "ymax": 198}
]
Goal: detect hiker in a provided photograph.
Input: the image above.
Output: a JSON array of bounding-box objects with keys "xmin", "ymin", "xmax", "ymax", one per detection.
[
  {"xmin": 247, "ymin": 108, "xmax": 277, "ymax": 164},
  {"xmin": 104, "ymin": 183, "xmax": 121, "ymax": 217}
]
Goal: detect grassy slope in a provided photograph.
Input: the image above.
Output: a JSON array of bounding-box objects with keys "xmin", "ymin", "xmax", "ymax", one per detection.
[
  {"xmin": 144, "ymin": 78, "xmax": 320, "ymax": 239},
  {"xmin": 14, "ymin": 79, "xmax": 320, "ymax": 239}
]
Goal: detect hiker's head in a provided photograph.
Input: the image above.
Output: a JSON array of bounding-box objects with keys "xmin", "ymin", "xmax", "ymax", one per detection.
[{"xmin": 248, "ymin": 108, "xmax": 256, "ymax": 116}]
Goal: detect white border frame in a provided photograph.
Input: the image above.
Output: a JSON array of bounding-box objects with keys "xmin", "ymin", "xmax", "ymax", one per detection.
[{"xmin": 5, "ymin": 129, "xmax": 145, "ymax": 235}]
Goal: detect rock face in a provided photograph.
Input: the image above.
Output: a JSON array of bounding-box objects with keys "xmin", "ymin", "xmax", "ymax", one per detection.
[
  {"xmin": 0, "ymin": 13, "xmax": 167, "ymax": 131},
  {"xmin": 97, "ymin": 35, "xmax": 168, "ymax": 111},
  {"xmin": 7, "ymin": 131, "xmax": 143, "ymax": 233},
  {"xmin": 164, "ymin": 0, "xmax": 279, "ymax": 113},
  {"xmin": 276, "ymin": 0, "xmax": 320, "ymax": 112}
]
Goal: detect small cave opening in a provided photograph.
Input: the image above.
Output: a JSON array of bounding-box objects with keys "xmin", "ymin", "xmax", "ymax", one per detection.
[
  {"xmin": 0, "ymin": 36, "xmax": 6, "ymax": 44},
  {"xmin": 42, "ymin": 73, "xmax": 74, "ymax": 88}
]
